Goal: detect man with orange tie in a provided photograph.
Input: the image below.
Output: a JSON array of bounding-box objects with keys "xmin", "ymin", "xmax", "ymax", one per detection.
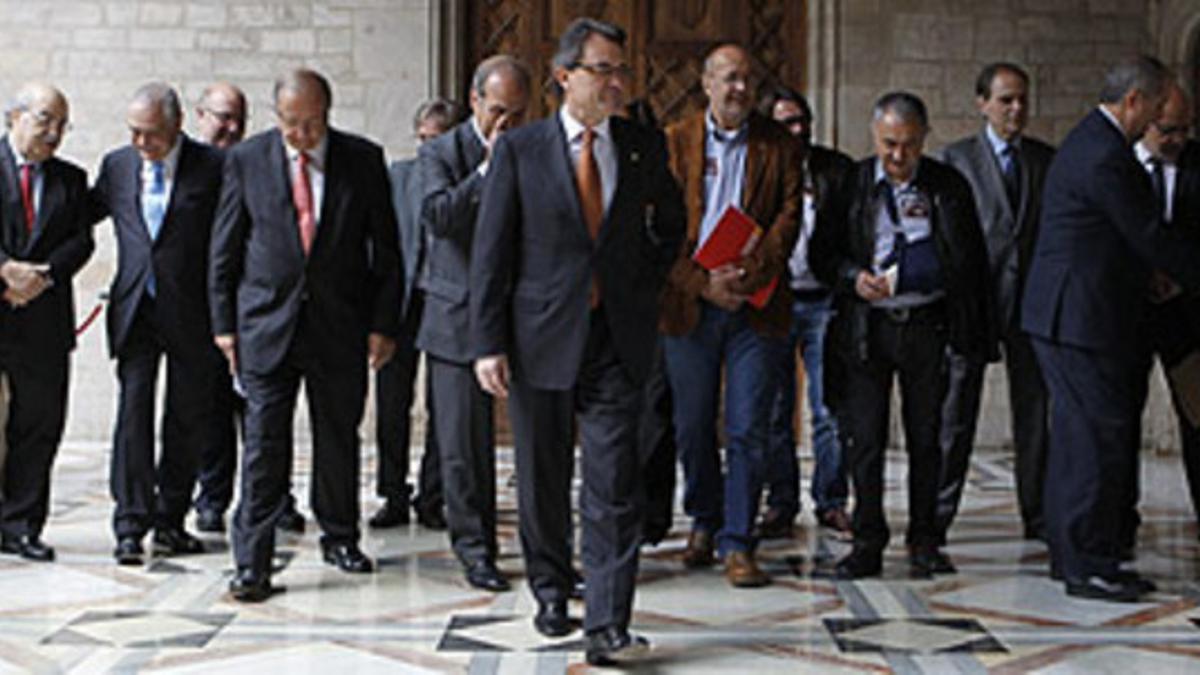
[
  {"xmin": 0, "ymin": 83, "xmax": 92, "ymax": 562},
  {"xmin": 210, "ymin": 69, "xmax": 402, "ymax": 601},
  {"xmin": 471, "ymin": 18, "xmax": 684, "ymax": 665}
]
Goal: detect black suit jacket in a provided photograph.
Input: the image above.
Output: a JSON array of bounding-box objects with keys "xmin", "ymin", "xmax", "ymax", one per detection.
[
  {"xmin": 209, "ymin": 128, "xmax": 402, "ymax": 375},
  {"xmin": 416, "ymin": 121, "xmax": 486, "ymax": 363},
  {"xmin": 0, "ymin": 138, "xmax": 93, "ymax": 357},
  {"xmin": 941, "ymin": 130, "xmax": 1054, "ymax": 331},
  {"xmin": 1022, "ymin": 109, "xmax": 1200, "ymax": 353},
  {"xmin": 90, "ymin": 136, "xmax": 224, "ymax": 358},
  {"xmin": 389, "ymin": 157, "xmax": 423, "ymax": 318},
  {"xmin": 807, "ymin": 144, "xmax": 854, "ymax": 212},
  {"xmin": 469, "ymin": 115, "xmax": 685, "ymax": 390}
]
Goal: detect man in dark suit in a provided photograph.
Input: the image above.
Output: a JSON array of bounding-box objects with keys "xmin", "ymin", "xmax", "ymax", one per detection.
[
  {"xmin": 368, "ymin": 98, "xmax": 462, "ymax": 531},
  {"xmin": 809, "ymin": 92, "xmax": 994, "ymax": 580},
  {"xmin": 470, "ymin": 18, "xmax": 684, "ymax": 665},
  {"xmin": 937, "ymin": 63, "xmax": 1054, "ymax": 544},
  {"xmin": 210, "ymin": 69, "xmax": 402, "ymax": 602},
  {"xmin": 419, "ymin": 58, "xmax": 530, "ymax": 592},
  {"xmin": 759, "ymin": 85, "xmax": 854, "ymax": 540},
  {"xmin": 90, "ymin": 83, "xmax": 223, "ymax": 565},
  {"xmin": 1133, "ymin": 83, "xmax": 1200, "ymax": 537},
  {"xmin": 661, "ymin": 45, "xmax": 801, "ymax": 588},
  {"xmin": 1023, "ymin": 56, "xmax": 1200, "ymax": 602},
  {"xmin": 0, "ymin": 83, "xmax": 93, "ymax": 562}
]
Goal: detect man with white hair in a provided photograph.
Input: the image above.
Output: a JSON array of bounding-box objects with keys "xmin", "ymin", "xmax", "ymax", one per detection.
[{"xmin": 0, "ymin": 82, "xmax": 93, "ymax": 562}]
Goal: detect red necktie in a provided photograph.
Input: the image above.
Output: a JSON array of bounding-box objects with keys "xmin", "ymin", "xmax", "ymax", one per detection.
[
  {"xmin": 576, "ymin": 128, "xmax": 603, "ymax": 307},
  {"xmin": 292, "ymin": 152, "xmax": 316, "ymax": 256},
  {"xmin": 19, "ymin": 163, "xmax": 35, "ymax": 234}
]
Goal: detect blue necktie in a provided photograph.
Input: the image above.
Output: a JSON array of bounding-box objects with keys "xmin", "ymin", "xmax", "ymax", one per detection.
[{"xmin": 142, "ymin": 160, "xmax": 166, "ymax": 295}]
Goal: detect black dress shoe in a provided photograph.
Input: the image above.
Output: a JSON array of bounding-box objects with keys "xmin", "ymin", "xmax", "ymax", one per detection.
[
  {"xmin": 229, "ymin": 569, "xmax": 281, "ymax": 603},
  {"xmin": 465, "ymin": 560, "xmax": 510, "ymax": 592},
  {"xmin": 756, "ymin": 507, "xmax": 796, "ymax": 539},
  {"xmin": 909, "ymin": 546, "xmax": 956, "ymax": 577},
  {"xmin": 153, "ymin": 527, "xmax": 205, "ymax": 556},
  {"xmin": 1065, "ymin": 575, "xmax": 1145, "ymax": 603},
  {"xmin": 195, "ymin": 509, "xmax": 225, "ymax": 533},
  {"xmin": 585, "ymin": 626, "xmax": 650, "ymax": 666},
  {"xmin": 368, "ymin": 498, "xmax": 410, "ymax": 528},
  {"xmin": 415, "ymin": 504, "xmax": 447, "ymax": 530},
  {"xmin": 833, "ymin": 548, "xmax": 882, "ymax": 579},
  {"xmin": 322, "ymin": 543, "xmax": 375, "ymax": 573},
  {"xmin": 0, "ymin": 535, "xmax": 55, "ymax": 562},
  {"xmin": 276, "ymin": 507, "xmax": 306, "ymax": 534},
  {"xmin": 114, "ymin": 537, "xmax": 144, "ymax": 565},
  {"xmin": 533, "ymin": 598, "xmax": 572, "ymax": 637}
]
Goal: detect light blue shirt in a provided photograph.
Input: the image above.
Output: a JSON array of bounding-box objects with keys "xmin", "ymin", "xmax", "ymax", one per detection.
[
  {"xmin": 698, "ymin": 113, "xmax": 748, "ymax": 248},
  {"xmin": 985, "ymin": 124, "xmax": 1020, "ymax": 174}
]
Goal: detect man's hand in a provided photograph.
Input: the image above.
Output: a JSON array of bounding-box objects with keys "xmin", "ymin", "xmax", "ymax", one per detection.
[
  {"xmin": 0, "ymin": 261, "xmax": 51, "ymax": 307},
  {"xmin": 855, "ymin": 270, "xmax": 892, "ymax": 302},
  {"xmin": 368, "ymin": 333, "xmax": 396, "ymax": 370},
  {"xmin": 214, "ymin": 334, "xmax": 237, "ymax": 375},
  {"xmin": 701, "ymin": 264, "xmax": 749, "ymax": 312},
  {"xmin": 475, "ymin": 354, "xmax": 510, "ymax": 399}
]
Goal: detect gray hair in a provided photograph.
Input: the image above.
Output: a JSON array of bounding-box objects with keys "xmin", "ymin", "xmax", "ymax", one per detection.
[
  {"xmin": 551, "ymin": 17, "xmax": 626, "ymax": 71},
  {"xmin": 5, "ymin": 82, "xmax": 65, "ymax": 129},
  {"xmin": 412, "ymin": 98, "xmax": 464, "ymax": 133},
  {"xmin": 1099, "ymin": 55, "xmax": 1171, "ymax": 104},
  {"xmin": 273, "ymin": 68, "xmax": 332, "ymax": 109},
  {"xmin": 872, "ymin": 91, "xmax": 929, "ymax": 128},
  {"xmin": 131, "ymin": 82, "xmax": 182, "ymax": 126},
  {"xmin": 470, "ymin": 55, "xmax": 532, "ymax": 97}
]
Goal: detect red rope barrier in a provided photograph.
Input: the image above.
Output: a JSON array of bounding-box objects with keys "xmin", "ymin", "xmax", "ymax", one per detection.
[{"xmin": 75, "ymin": 301, "xmax": 104, "ymax": 337}]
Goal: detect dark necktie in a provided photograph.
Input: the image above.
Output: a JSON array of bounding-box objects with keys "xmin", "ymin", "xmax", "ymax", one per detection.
[
  {"xmin": 293, "ymin": 151, "xmax": 316, "ymax": 256},
  {"xmin": 1149, "ymin": 157, "xmax": 1167, "ymax": 222},
  {"xmin": 19, "ymin": 163, "xmax": 35, "ymax": 234},
  {"xmin": 1002, "ymin": 145, "xmax": 1020, "ymax": 209}
]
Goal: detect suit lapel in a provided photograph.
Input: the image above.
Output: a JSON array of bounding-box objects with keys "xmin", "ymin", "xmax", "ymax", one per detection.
[
  {"xmin": 595, "ymin": 118, "xmax": 631, "ymax": 250},
  {"xmin": 152, "ymin": 137, "xmax": 192, "ymax": 248},
  {"xmin": 549, "ymin": 118, "xmax": 592, "ymax": 244},
  {"xmin": 972, "ymin": 131, "xmax": 1016, "ymax": 227},
  {"xmin": 25, "ymin": 159, "xmax": 62, "ymax": 253},
  {"xmin": 0, "ymin": 140, "xmax": 23, "ymax": 256},
  {"xmin": 313, "ymin": 131, "xmax": 342, "ymax": 256},
  {"xmin": 741, "ymin": 117, "xmax": 767, "ymax": 214},
  {"xmin": 682, "ymin": 115, "xmax": 706, "ymax": 247},
  {"xmin": 268, "ymin": 129, "xmax": 305, "ymax": 259}
]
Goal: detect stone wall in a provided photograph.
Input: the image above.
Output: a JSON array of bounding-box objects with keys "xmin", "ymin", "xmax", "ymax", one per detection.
[{"xmin": 0, "ymin": 0, "xmax": 436, "ymax": 442}]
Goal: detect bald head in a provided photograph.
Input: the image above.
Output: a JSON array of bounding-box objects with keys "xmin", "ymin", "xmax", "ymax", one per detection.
[
  {"xmin": 274, "ymin": 69, "xmax": 331, "ymax": 152},
  {"xmin": 197, "ymin": 82, "xmax": 246, "ymax": 149},
  {"xmin": 703, "ymin": 44, "xmax": 754, "ymax": 129},
  {"xmin": 1143, "ymin": 83, "xmax": 1193, "ymax": 163},
  {"xmin": 7, "ymin": 82, "xmax": 69, "ymax": 162}
]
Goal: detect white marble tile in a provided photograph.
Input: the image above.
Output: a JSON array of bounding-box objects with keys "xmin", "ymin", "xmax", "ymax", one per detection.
[
  {"xmin": 1032, "ymin": 645, "xmax": 1200, "ymax": 674},
  {"xmin": 0, "ymin": 566, "xmax": 140, "ymax": 612},
  {"xmin": 150, "ymin": 642, "xmax": 438, "ymax": 674},
  {"xmin": 932, "ymin": 577, "xmax": 1158, "ymax": 626}
]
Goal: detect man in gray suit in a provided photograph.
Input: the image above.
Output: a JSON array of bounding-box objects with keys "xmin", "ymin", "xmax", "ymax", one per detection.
[
  {"xmin": 937, "ymin": 62, "xmax": 1054, "ymax": 542},
  {"xmin": 418, "ymin": 56, "xmax": 530, "ymax": 592},
  {"xmin": 369, "ymin": 98, "xmax": 463, "ymax": 530}
]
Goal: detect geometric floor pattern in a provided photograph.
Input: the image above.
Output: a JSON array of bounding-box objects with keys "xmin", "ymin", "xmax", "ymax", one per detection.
[{"xmin": 2, "ymin": 441, "xmax": 1199, "ymax": 672}]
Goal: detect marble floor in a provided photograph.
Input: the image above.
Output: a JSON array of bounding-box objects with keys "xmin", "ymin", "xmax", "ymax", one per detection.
[{"xmin": 2, "ymin": 443, "xmax": 1199, "ymax": 674}]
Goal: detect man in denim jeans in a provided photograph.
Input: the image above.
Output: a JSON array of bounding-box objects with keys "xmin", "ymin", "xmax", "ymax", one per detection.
[{"xmin": 759, "ymin": 87, "xmax": 854, "ymax": 540}]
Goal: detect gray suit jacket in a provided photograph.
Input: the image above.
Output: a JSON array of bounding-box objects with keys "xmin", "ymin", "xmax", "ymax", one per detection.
[
  {"xmin": 389, "ymin": 158, "xmax": 423, "ymax": 317},
  {"xmin": 941, "ymin": 130, "xmax": 1054, "ymax": 332},
  {"xmin": 416, "ymin": 120, "xmax": 487, "ymax": 363}
]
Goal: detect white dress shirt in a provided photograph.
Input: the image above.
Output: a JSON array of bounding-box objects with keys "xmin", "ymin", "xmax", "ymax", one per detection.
[
  {"xmin": 1135, "ymin": 141, "xmax": 1177, "ymax": 223},
  {"xmin": 283, "ymin": 134, "xmax": 329, "ymax": 225}
]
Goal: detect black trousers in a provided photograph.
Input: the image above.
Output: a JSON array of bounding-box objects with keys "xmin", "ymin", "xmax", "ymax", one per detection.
[
  {"xmin": 1032, "ymin": 336, "xmax": 1143, "ymax": 580},
  {"xmin": 193, "ymin": 370, "xmax": 239, "ymax": 514},
  {"xmin": 429, "ymin": 356, "xmax": 496, "ymax": 565},
  {"xmin": 375, "ymin": 292, "xmax": 441, "ymax": 509},
  {"xmin": 0, "ymin": 347, "xmax": 69, "ymax": 539},
  {"xmin": 936, "ymin": 324, "xmax": 1049, "ymax": 541},
  {"xmin": 638, "ymin": 339, "xmax": 675, "ymax": 541},
  {"xmin": 111, "ymin": 297, "xmax": 219, "ymax": 538},
  {"xmin": 233, "ymin": 325, "xmax": 368, "ymax": 574},
  {"xmin": 840, "ymin": 307, "xmax": 947, "ymax": 552},
  {"xmin": 510, "ymin": 310, "xmax": 643, "ymax": 633}
]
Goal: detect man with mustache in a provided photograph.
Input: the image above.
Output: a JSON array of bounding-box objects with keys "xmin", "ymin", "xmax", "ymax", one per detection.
[{"xmin": 0, "ymin": 82, "xmax": 93, "ymax": 562}]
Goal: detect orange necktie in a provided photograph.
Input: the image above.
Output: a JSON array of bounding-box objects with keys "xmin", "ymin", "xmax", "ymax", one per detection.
[
  {"xmin": 576, "ymin": 128, "xmax": 603, "ymax": 307},
  {"xmin": 293, "ymin": 151, "xmax": 316, "ymax": 256}
]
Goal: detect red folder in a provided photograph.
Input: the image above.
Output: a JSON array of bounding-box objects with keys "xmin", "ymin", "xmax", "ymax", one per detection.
[{"xmin": 692, "ymin": 205, "xmax": 779, "ymax": 309}]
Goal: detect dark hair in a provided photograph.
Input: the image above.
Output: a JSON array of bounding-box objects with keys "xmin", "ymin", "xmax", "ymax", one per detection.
[
  {"xmin": 758, "ymin": 84, "xmax": 812, "ymax": 119},
  {"xmin": 975, "ymin": 62, "xmax": 1030, "ymax": 100},
  {"xmin": 273, "ymin": 68, "xmax": 332, "ymax": 109},
  {"xmin": 1099, "ymin": 55, "xmax": 1171, "ymax": 104},
  {"xmin": 624, "ymin": 98, "xmax": 658, "ymax": 129},
  {"xmin": 471, "ymin": 54, "xmax": 532, "ymax": 97},
  {"xmin": 872, "ymin": 91, "xmax": 928, "ymax": 128},
  {"xmin": 551, "ymin": 17, "xmax": 627, "ymax": 71},
  {"xmin": 412, "ymin": 98, "xmax": 464, "ymax": 133}
]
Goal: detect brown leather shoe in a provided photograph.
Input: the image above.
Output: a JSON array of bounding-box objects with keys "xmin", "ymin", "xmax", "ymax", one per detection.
[
  {"xmin": 680, "ymin": 530, "xmax": 715, "ymax": 568},
  {"xmin": 724, "ymin": 551, "xmax": 771, "ymax": 588},
  {"xmin": 818, "ymin": 508, "xmax": 853, "ymax": 540}
]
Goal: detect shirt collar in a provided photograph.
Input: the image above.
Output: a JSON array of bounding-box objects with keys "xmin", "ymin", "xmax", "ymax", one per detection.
[
  {"xmin": 470, "ymin": 116, "xmax": 488, "ymax": 149},
  {"xmin": 985, "ymin": 123, "xmax": 1020, "ymax": 158},
  {"xmin": 705, "ymin": 111, "xmax": 748, "ymax": 144},
  {"xmin": 142, "ymin": 134, "xmax": 184, "ymax": 179},
  {"xmin": 1097, "ymin": 105, "xmax": 1127, "ymax": 140},
  {"xmin": 1133, "ymin": 140, "xmax": 1171, "ymax": 168},
  {"xmin": 874, "ymin": 158, "xmax": 918, "ymax": 192},
  {"xmin": 283, "ymin": 133, "xmax": 329, "ymax": 171},
  {"xmin": 559, "ymin": 106, "xmax": 611, "ymax": 144}
]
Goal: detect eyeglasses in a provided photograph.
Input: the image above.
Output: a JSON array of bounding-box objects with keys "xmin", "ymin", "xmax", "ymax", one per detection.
[
  {"xmin": 203, "ymin": 108, "xmax": 244, "ymax": 125},
  {"xmin": 572, "ymin": 61, "xmax": 634, "ymax": 80},
  {"xmin": 24, "ymin": 109, "xmax": 70, "ymax": 134}
]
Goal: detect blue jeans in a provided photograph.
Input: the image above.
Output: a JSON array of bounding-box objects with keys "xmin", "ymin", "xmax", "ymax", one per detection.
[
  {"xmin": 766, "ymin": 296, "xmax": 848, "ymax": 516},
  {"xmin": 664, "ymin": 303, "xmax": 786, "ymax": 555}
]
